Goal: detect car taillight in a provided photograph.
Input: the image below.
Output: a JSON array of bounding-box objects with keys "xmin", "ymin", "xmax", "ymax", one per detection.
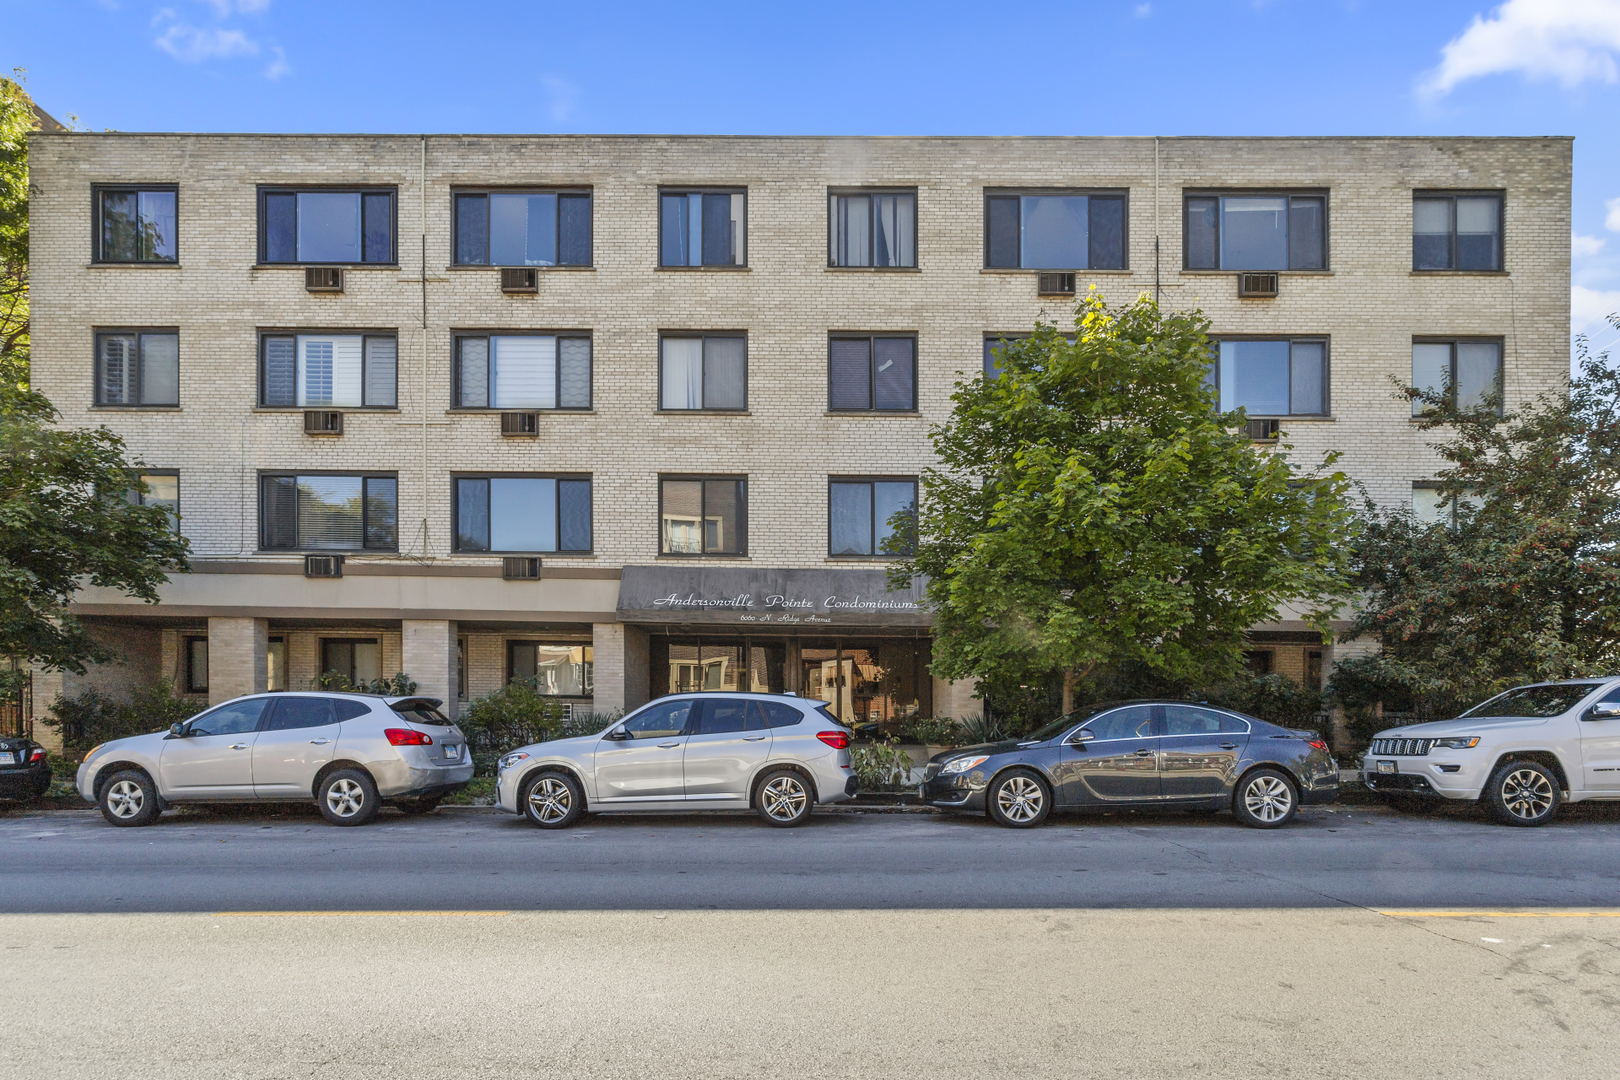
[
  {"xmin": 385, "ymin": 728, "xmax": 433, "ymax": 746},
  {"xmin": 29, "ymin": 749, "xmax": 44, "ymax": 763},
  {"xmin": 816, "ymin": 731, "xmax": 850, "ymax": 750},
  {"xmin": 1307, "ymin": 739, "xmax": 1329, "ymax": 752}
]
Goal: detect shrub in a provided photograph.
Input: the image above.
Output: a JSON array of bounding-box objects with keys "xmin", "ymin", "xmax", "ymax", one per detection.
[
  {"xmin": 42, "ymin": 679, "xmax": 207, "ymax": 756},
  {"xmin": 900, "ymin": 716, "xmax": 962, "ymax": 747},
  {"xmin": 849, "ymin": 735, "xmax": 914, "ymax": 790},
  {"xmin": 457, "ymin": 683, "xmax": 565, "ymax": 775},
  {"xmin": 314, "ymin": 671, "xmax": 418, "ymax": 695},
  {"xmin": 1203, "ymin": 673, "xmax": 1324, "ymax": 729}
]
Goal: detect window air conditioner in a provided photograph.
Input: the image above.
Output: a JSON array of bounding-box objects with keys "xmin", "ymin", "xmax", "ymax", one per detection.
[
  {"xmin": 1245, "ymin": 418, "xmax": 1280, "ymax": 442},
  {"xmin": 500, "ymin": 411, "xmax": 539, "ymax": 436},
  {"xmin": 304, "ymin": 554, "xmax": 344, "ymax": 578},
  {"xmin": 500, "ymin": 268, "xmax": 539, "ymax": 294},
  {"xmin": 1037, "ymin": 272, "xmax": 1076, "ymax": 297},
  {"xmin": 304, "ymin": 410, "xmax": 343, "ymax": 436},
  {"xmin": 1238, "ymin": 272, "xmax": 1279, "ymax": 298},
  {"xmin": 305, "ymin": 267, "xmax": 344, "ymax": 292},
  {"xmin": 502, "ymin": 556, "xmax": 541, "ymax": 580}
]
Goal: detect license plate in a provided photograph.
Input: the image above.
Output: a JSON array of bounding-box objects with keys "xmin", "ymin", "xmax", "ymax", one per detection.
[
  {"xmin": 0, "ymin": 752, "xmax": 13, "ymax": 765},
  {"xmin": 444, "ymin": 745, "xmax": 460, "ymax": 760},
  {"xmin": 1377, "ymin": 760, "xmax": 1397, "ymax": 775}
]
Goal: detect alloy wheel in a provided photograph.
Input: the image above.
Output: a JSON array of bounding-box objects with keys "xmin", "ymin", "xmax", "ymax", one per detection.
[
  {"xmin": 528, "ymin": 776, "xmax": 574, "ymax": 824},
  {"xmin": 996, "ymin": 775, "xmax": 1044, "ymax": 823},
  {"xmin": 1243, "ymin": 775, "xmax": 1293, "ymax": 823},
  {"xmin": 760, "ymin": 775, "xmax": 807, "ymax": 822},
  {"xmin": 326, "ymin": 777, "xmax": 366, "ymax": 818},
  {"xmin": 106, "ymin": 780, "xmax": 144, "ymax": 819},
  {"xmin": 1500, "ymin": 767, "xmax": 1555, "ymax": 820}
]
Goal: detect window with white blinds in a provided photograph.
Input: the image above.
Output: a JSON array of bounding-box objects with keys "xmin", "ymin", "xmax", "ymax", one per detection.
[
  {"xmin": 259, "ymin": 334, "xmax": 396, "ymax": 408},
  {"xmin": 455, "ymin": 334, "xmax": 592, "ymax": 409},
  {"xmin": 659, "ymin": 335, "xmax": 746, "ymax": 410},
  {"xmin": 95, "ymin": 331, "xmax": 179, "ymax": 406},
  {"xmin": 260, "ymin": 474, "xmax": 397, "ymax": 551}
]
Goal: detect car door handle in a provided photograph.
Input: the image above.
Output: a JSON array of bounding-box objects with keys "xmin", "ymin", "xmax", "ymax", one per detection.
[
  {"xmin": 1134, "ymin": 748, "xmax": 1154, "ymax": 756},
  {"xmin": 743, "ymin": 736, "xmax": 767, "ymax": 742},
  {"xmin": 658, "ymin": 742, "xmax": 682, "ymax": 749},
  {"xmin": 308, "ymin": 739, "xmax": 330, "ymax": 745},
  {"xmin": 229, "ymin": 743, "xmax": 250, "ymax": 750},
  {"xmin": 1219, "ymin": 742, "xmax": 1238, "ymax": 749}
]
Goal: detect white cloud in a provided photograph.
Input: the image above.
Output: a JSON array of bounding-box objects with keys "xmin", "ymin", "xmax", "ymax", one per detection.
[
  {"xmin": 1134, "ymin": 3, "xmax": 1152, "ymax": 15},
  {"xmin": 1605, "ymin": 197, "xmax": 1620, "ymax": 232},
  {"xmin": 199, "ymin": 0, "xmax": 271, "ymax": 14},
  {"xmin": 264, "ymin": 45, "xmax": 289, "ymax": 80},
  {"xmin": 155, "ymin": 23, "xmax": 259, "ymax": 62},
  {"xmin": 1574, "ymin": 232, "xmax": 1608, "ymax": 256},
  {"xmin": 1573, "ymin": 284, "xmax": 1620, "ymax": 331},
  {"xmin": 541, "ymin": 76, "xmax": 580, "ymax": 122},
  {"xmin": 1420, "ymin": 0, "xmax": 1620, "ymax": 97}
]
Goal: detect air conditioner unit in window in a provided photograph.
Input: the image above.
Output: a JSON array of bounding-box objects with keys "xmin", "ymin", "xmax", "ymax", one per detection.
[
  {"xmin": 304, "ymin": 410, "xmax": 343, "ymax": 436},
  {"xmin": 502, "ymin": 556, "xmax": 541, "ymax": 580},
  {"xmin": 500, "ymin": 411, "xmax": 539, "ymax": 436},
  {"xmin": 500, "ymin": 267, "xmax": 539, "ymax": 294},
  {"xmin": 1037, "ymin": 272, "xmax": 1076, "ymax": 297},
  {"xmin": 304, "ymin": 554, "xmax": 344, "ymax": 578},
  {"xmin": 305, "ymin": 267, "xmax": 344, "ymax": 292},
  {"xmin": 1245, "ymin": 418, "xmax": 1280, "ymax": 442},
  {"xmin": 1238, "ymin": 272, "xmax": 1279, "ymax": 298}
]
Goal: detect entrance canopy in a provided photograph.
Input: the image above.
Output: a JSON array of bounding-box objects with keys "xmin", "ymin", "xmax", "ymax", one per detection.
[{"xmin": 616, "ymin": 567, "xmax": 930, "ymax": 629}]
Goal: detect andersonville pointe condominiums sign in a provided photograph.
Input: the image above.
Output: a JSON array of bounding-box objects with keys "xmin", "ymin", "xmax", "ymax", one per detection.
[{"xmin": 616, "ymin": 567, "xmax": 931, "ymax": 627}]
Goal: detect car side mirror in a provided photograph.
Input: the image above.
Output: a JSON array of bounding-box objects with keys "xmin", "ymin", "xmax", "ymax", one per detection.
[
  {"xmin": 1590, "ymin": 704, "xmax": 1620, "ymax": 719},
  {"xmin": 606, "ymin": 727, "xmax": 631, "ymax": 741},
  {"xmin": 1068, "ymin": 729, "xmax": 1095, "ymax": 744},
  {"xmin": 169, "ymin": 722, "xmax": 186, "ymax": 738}
]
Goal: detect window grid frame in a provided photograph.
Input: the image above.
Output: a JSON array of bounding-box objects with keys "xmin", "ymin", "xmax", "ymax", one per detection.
[
  {"xmin": 256, "ymin": 470, "xmax": 400, "ymax": 554},
  {"xmin": 1209, "ymin": 335, "xmax": 1331, "ymax": 418},
  {"xmin": 1411, "ymin": 336, "xmax": 1506, "ymax": 417},
  {"xmin": 827, "ymin": 475, "xmax": 919, "ymax": 559},
  {"xmin": 657, "ymin": 187, "xmax": 748, "ymax": 269},
  {"xmin": 1411, "ymin": 190, "xmax": 1506, "ymax": 273},
  {"xmin": 256, "ymin": 329, "xmax": 400, "ymax": 410},
  {"xmin": 1181, "ymin": 189, "xmax": 1331, "ymax": 272},
  {"xmin": 450, "ymin": 186, "xmax": 594, "ymax": 268},
  {"xmin": 827, "ymin": 187, "xmax": 920, "ymax": 270},
  {"xmin": 657, "ymin": 332, "xmax": 749, "ymax": 412},
  {"xmin": 827, "ymin": 333, "xmax": 919, "ymax": 413},
  {"xmin": 657, "ymin": 474, "xmax": 749, "ymax": 558},
  {"xmin": 93, "ymin": 326, "xmax": 181, "ymax": 408},
  {"xmin": 982, "ymin": 187, "xmax": 1130, "ymax": 271},
  {"xmin": 128, "ymin": 469, "xmax": 182, "ymax": 534},
  {"xmin": 256, "ymin": 184, "xmax": 399, "ymax": 266},
  {"xmin": 450, "ymin": 330, "xmax": 595, "ymax": 411},
  {"xmin": 450, "ymin": 471, "xmax": 594, "ymax": 555},
  {"xmin": 91, "ymin": 183, "xmax": 180, "ymax": 265}
]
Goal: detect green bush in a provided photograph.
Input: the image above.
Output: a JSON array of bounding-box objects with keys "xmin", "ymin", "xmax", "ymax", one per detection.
[
  {"xmin": 457, "ymin": 683, "xmax": 566, "ymax": 775},
  {"xmin": 900, "ymin": 716, "xmax": 962, "ymax": 746},
  {"xmin": 42, "ymin": 679, "xmax": 207, "ymax": 756},
  {"xmin": 849, "ymin": 735, "xmax": 914, "ymax": 790},
  {"xmin": 1203, "ymin": 673, "xmax": 1324, "ymax": 729},
  {"xmin": 314, "ymin": 671, "xmax": 418, "ymax": 695}
]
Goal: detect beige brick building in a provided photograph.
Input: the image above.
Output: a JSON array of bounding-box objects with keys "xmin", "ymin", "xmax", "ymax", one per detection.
[{"xmin": 21, "ymin": 133, "xmax": 1572, "ymax": 742}]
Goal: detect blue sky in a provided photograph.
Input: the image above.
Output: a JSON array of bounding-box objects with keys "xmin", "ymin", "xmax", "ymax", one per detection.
[{"xmin": 8, "ymin": 0, "xmax": 1620, "ymax": 355}]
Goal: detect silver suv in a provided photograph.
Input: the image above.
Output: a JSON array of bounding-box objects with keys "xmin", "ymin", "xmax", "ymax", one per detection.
[
  {"xmin": 495, "ymin": 692, "xmax": 857, "ymax": 828},
  {"xmin": 76, "ymin": 693, "xmax": 474, "ymax": 827}
]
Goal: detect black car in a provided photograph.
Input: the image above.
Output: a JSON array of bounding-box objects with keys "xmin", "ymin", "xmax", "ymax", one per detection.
[
  {"xmin": 920, "ymin": 701, "xmax": 1338, "ymax": 829},
  {"xmin": 0, "ymin": 737, "xmax": 51, "ymax": 802}
]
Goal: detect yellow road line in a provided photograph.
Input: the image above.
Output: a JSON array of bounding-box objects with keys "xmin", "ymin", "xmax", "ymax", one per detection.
[
  {"xmin": 1377, "ymin": 910, "xmax": 1620, "ymax": 918},
  {"xmin": 211, "ymin": 910, "xmax": 511, "ymax": 917}
]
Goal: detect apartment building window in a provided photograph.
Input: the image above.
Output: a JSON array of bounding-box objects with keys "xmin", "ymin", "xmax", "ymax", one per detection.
[
  {"xmin": 660, "ymin": 334, "xmax": 746, "ymax": 410},
  {"xmin": 453, "ymin": 190, "xmax": 592, "ymax": 266},
  {"xmin": 454, "ymin": 475, "xmax": 592, "ymax": 553},
  {"xmin": 830, "ymin": 335, "xmax": 916, "ymax": 411},
  {"xmin": 829, "ymin": 190, "xmax": 916, "ymax": 268},
  {"xmin": 259, "ymin": 187, "xmax": 396, "ymax": 264},
  {"xmin": 455, "ymin": 334, "xmax": 592, "ymax": 409},
  {"xmin": 456, "ymin": 637, "xmax": 468, "ymax": 701},
  {"xmin": 829, "ymin": 478, "xmax": 917, "ymax": 557},
  {"xmin": 1412, "ymin": 340, "xmax": 1502, "ymax": 416},
  {"xmin": 260, "ymin": 333, "xmax": 397, "ymax": 408},
  {"xmin": 268, "ymin": 636, "xmax": 287, "ymax": 692},
  {"xmin": 95, "ymin": 330, "xmax": 178, "ymax": 406},
  {"xmin": 660, "ymin": 477, "xmax": 746, "ymax": 556},
  {"xmin": 660, "ymin": 189, "xmax": 746, "ymax": 267},
  {"xmin": 985, "ymin": 191, "xmax": 1126, "ymax": 270},
  {"xmin": 260, "ymin": 473, "xmax": 398, "ymax": 551},
  {"xmin": 1414, "ymin": 193, "xmax": 1503, "ymax": 271},
  {"xmin": 94, "ymin": 185, "xmax": 177, "ymax": 263},
  {"xmin": 984, "ymin": 333, "xmax": 1074, "ymax": 380},
  {"xmin": 126, "ymin": 472, "xmax": 180, "ymax": 532},
  {"xmin": 508, "ymin": 642, "xmax": 593, "ymax": 697},
  {"xmin": 184, "ymin": 636, "xmax": 209, "ymax": 694},
  {"xmin": 1413, "ymin": 484, "xmax": 1481, "ymax": 528},
  {"xmin": 1185, "ymin": 193, "xmax": 1326, "ymax": 271},
  {"xmin": 1211, "ymin": 339, "xmax": 1328, "ymax": 416},
  {"xmin": 322, "ymin": 639, "xmax": 380, "ymax": 687}
]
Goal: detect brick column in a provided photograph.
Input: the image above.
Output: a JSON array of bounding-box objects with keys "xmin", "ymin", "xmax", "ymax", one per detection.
[
  {"xmin": 29, "ymin": 663, "xmax": 65, "ymax": 753},
  {"xmin": 402, "ymin": 620, "xmax": 458, "ymax": 719},
  {"xmin": 207, "ymin": 618, "xmax": 269, "ymax": 705},
  {"xmin": 592, "ymin": 623, "xmax": 625, "ymax": 716}
]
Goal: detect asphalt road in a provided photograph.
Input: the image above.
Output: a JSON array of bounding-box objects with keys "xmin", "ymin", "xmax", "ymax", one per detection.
[{"xmin": 3, "ymin": 802, "xmax": 1618, "ymax": 912}]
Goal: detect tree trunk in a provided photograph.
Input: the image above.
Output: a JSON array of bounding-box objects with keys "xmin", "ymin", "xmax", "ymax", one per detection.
[{"xmin": 1061, "ymin": 668, "xmax": 1076, "ymax": 717}]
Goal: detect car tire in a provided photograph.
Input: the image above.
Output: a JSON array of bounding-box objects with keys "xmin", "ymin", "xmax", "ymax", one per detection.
[
  {"xmin": 521, "ymin": 771, "xmax": 584, "ymax": 830},
  {"xmin": 98, "ymin": 769, "xmax": 161, "ymax": 827},
  {"xmin": 986, "ymin": 768, "xmax": 1051, "ymax": 829},
  {"xmin": 317, "ymin": 768, "xmax": 380, "ymax": 826},
  {"xmin": 1233, "ymin": 768, "xmax": 1298, "ymax": 829},
  {"xmin": 394, "ymin": 796, "xmax": 443, "ymax": 816},
  {"xmin": 755, "ymin": 768, "xmax": 813, "ymax": 828},
  {"xmin": 1484, "ymin": 760, "xmax": 1561, "ymax": 827}
]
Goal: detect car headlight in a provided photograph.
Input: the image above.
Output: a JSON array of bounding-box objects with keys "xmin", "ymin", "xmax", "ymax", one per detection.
[
  {"xmin": 498, "ymin": 752, "xmax": 531, "ymax": 771},
  {"xmin": 1432, "ymin": 736, "xmax": 1480, "ymax": 749},
  {"xmin": 940, "ymin": 755, "xmax": 989, "ymax": 775}
]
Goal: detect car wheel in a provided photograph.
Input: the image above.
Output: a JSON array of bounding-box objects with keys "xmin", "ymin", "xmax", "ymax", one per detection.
[
  {"xmin": 1233, "ymin": 768, "xmax": 1298, "ymax": 829},
  {"xmin": 318, "ymin": 768, "xmax": 380, "ymax": 826},
  {"xmin": 987, "ymin": 769, "xmax": 1050, "ymax": 828},
  {"xmin": 521, "ymin": 771, "xmax": 584, "ymax": 829},
  {"xmin": 755, "ymin": 769, "xmax": 813, "ymax": 828},
  {"xmin": 98, "ymin": 770, "xmax": 160, "ymax": 827},
  {"xmin": 394, "ymin": 796, "xmax": 443, "ymax": 816},
  {"xmin": 1484, "ymin": 760, "xmax": 1561, "ymax": 827}
]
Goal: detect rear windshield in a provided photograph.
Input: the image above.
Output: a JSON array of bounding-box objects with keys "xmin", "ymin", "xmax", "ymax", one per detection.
[
  {"xmin": 1460, "ymin": 685, "xmax": 1594, "ymax": 719},
  {"xmin": 391, "ymin": 702, "xmax": 451, "ymax": 726}
]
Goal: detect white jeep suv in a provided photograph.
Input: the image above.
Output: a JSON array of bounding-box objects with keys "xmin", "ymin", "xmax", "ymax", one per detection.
[{"xmin": 1361, "ymin": 679, "xmax": 1620, "ymax": 826}]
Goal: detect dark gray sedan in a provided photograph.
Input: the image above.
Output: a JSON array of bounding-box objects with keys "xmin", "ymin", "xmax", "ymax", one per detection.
[{"xmin": 920, "ymin": 701, "xmax": 1338, "ymax": 828}]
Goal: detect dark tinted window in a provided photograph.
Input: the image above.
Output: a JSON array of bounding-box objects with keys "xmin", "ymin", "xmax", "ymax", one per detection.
[
  {"xmin": 1461, "ymin": 685, "xmax": 1593, "ymax": 719},
  {"xmin": 624, "ymin": 699, "xmax": 695, "ymax": 739},
  {"xmin": 390, "ymin": 702, "xmax": 451, "ymax": 726},
  {"xmin": 761, "ymin": 702, "xmax": 806, "ymax": 728},
  {"xmin": 265, "ymin": 697, "xmax": 338, "ymax": 731},
  {"xmin": 1081, "ymin": 706, "xmax": 1155, "ymax": 742},
  {"xmin": 814, "ymin": 704, "xmax": 840, "ymax": 726},
  {"xmin": 697, "ymin": 699, "xmax": 754, "ymax": 735},
  {"xmin": 188, "ymin": 699, "xmax": 267, "ymax": 737},
  {"xmin": 334, "ymin": 699, "xmax": 373, "ymax": 721},
  {"xmin": 1162, "ymin": 705, "xmax": 1247, "ymax": 736}
]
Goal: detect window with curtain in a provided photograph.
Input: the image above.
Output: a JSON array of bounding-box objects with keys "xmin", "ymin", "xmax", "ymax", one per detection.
[
  {"xmin": 259, "ymin": 334, "xmax": 396, "ymax": 408},
  {"xmin": 1211, "ymin": 339, "xmax": 1328, "ymax": 416},
  {"xmin": 508, "ymin": 642, "xmax": 594, "ymax": 696},
  {"xmin": 659, "ymin": 335, "xmax": 746, "ymax": 410},
  {"xmin": 454, "ymin": 475, "xmax": 592, "ymax": 553},
  {"xmin": 453, "ymin": 190, "xmax": 592, "ymax": 266},
  {"xmin": 259, "ymin": 187, "xmax": 395, "ymax": 264},
  {"xmin": 455, "ymin": 334, "xmax": 592, "ymax": 410},
  {"xmin": 660, "ymin": 477, "xmax": 746, "ymax": 555},
  {"xmin": 1411, "ymin": 340, "xmax": 1503, "ymax": 416},
  {"xmin": 829, "ymin": 191, "xmax": 916, "ymax": 268},
  {"xmin": 1184, "ymin": 193, "xmax": 1326, "ymax": 270},
  {"xmin": 95, "ymin": 186, "xmax": 177, "ymax": 262},
  {"xmin": 259, "ymin": 474, "xmax": 397, "ymax": 551},
  {"xmin": 125, "ymin": 473, "xmax": 180, "ymax": 533},
  {"xmin": 95, "ymin": 331, "xmax": 179, "ymax": 406},
  {"xmin": 984, "ymin": 191, "xmax": 1126, "ymax": 270},
  {"xmin": 829, "ymin": 336, "xmax": 916, "ymax": 411},
  {"xmin": 659, "ymin": 190, "xmax": 746, "ymax": 266},
  {"xmin": 1413, "ymin": 193, "xmax": 1502, "ymax": 271},
  {"xmin": 829, "ymin": 478, "xmax": 917, "ymax": 556}
]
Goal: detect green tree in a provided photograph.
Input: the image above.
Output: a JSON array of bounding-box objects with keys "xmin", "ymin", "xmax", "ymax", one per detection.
[
  {"xmin": 1332, "ymin": 320, "xmax": 1620, "ymax": 717},
  {"xmin": 892, "ymin": 294, "xmax": 1353, "ymax": 715},
  {"xmin": 1, "ymin": 72, "xmax": 33, "ymax": 386}
]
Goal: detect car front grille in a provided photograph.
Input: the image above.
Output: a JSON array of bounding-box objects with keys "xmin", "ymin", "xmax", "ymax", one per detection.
[
  {"xmin": 922, "ymin": 763, "xmax": 942, "ymax": 782},
  {"xmin": 1369, "ymin": 738, "xmax": 1434, "ymax": 757}
]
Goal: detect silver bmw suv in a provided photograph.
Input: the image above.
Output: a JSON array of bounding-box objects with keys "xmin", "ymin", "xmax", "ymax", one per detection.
[
  {"xmin": 495, "ymin": 692, "xmax": 857, "ymax": 828},
  {"xmin": 76, "ymin": 693, "xmax": 474, "ymax": 826}
]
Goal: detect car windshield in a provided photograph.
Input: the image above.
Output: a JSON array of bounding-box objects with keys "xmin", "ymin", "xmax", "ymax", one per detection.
[
  {"xmin": 1020, "ymin": 704, "xmax": 1120, "ymax": 744},
  {"xmin": 1459, "ymin": 684, "xmax": 1594, "ymax": 719},
  {"xmin": 390, "ymin": 702, "xmax": 451, "ymax": 726}
]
